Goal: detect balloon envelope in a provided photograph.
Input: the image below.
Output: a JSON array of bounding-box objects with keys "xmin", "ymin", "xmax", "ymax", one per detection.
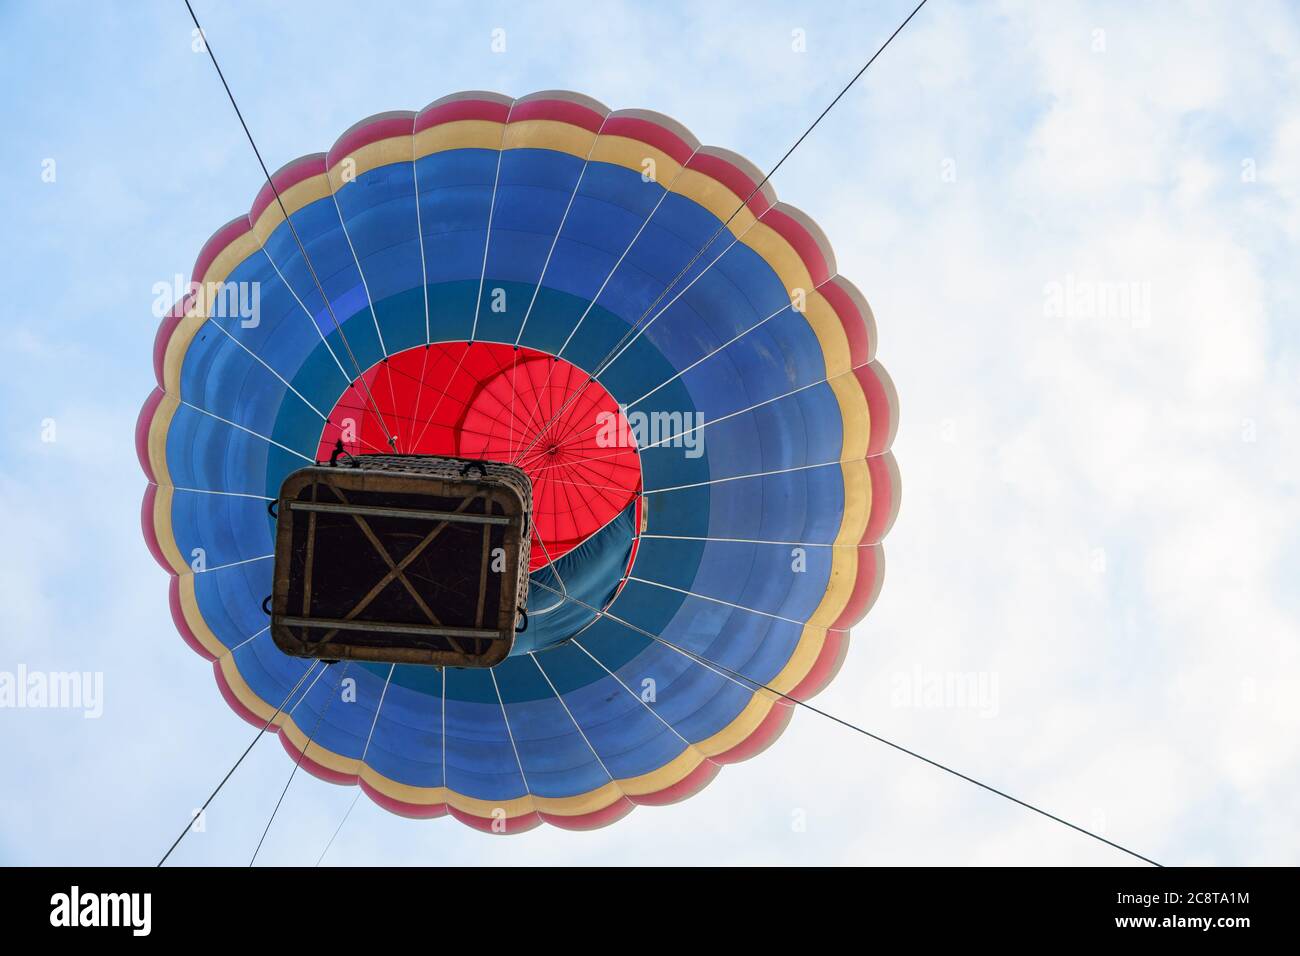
[{"xmin": 138, "ymin": 90, "xmax": 899, "ymax": 832}]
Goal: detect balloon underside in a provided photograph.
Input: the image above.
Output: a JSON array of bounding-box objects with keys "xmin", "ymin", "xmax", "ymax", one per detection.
[{"xmin": 138, "ymin": 92, "xmax": 898, "ymax": 831}]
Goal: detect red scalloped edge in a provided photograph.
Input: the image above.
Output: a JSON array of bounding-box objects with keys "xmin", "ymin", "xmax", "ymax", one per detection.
[{"xmin": 281, "ymin": 716, "xmax": 724, "ymax": 830}]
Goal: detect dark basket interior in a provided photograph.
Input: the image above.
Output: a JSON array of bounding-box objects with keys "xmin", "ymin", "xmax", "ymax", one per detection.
[{"xmin": 271, "ymin": 456, "xmax": 531, "ymax": 666}]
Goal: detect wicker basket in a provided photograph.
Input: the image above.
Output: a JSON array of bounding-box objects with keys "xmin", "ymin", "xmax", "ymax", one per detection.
[{"xmin": 268, "ymin": 454, "xmax": 532, "ymax": 667}]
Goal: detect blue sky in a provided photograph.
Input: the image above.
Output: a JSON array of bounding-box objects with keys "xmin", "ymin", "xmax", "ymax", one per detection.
[{"xmin": 1, "ymin": 0, "xmax": 1298, "ymax": 865}]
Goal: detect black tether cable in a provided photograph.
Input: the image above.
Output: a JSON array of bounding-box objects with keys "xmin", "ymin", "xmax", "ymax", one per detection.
[
  {"xmin": 157, "ymin": 659, "xmax": 320, "ymax": 866},
  {"xmin": 249, "ymin": 663, "xmax": 349, "ymax": 866},
  {"xmin": 183, "ymin": 0, "xmax": 399, "ymax": 451},
  {"xmin": 531, "ymin": 579, "xmax": 1162, "ymax": 867}
]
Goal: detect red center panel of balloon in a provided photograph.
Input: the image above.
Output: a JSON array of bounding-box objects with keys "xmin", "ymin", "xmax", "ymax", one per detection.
[{"xmin": 318, "ymin": 343, "xmax": 641, "ymax": 571}]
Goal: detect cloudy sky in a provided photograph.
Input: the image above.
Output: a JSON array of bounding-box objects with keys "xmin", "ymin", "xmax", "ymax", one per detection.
[{"xmin": 1, "ymin": 0, "xmax": 1297, "ymax": 866}]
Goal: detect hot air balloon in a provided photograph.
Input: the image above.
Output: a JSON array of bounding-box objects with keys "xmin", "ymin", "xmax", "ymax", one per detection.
[{"xmin": 137, "ymin": 90, "xmax": 899, "ymax": 833}]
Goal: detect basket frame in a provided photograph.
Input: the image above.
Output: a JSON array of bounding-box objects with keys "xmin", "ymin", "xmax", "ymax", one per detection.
[{"xmin": 268, "ymin": 455, "xmax": 532, "ymax": 667}]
